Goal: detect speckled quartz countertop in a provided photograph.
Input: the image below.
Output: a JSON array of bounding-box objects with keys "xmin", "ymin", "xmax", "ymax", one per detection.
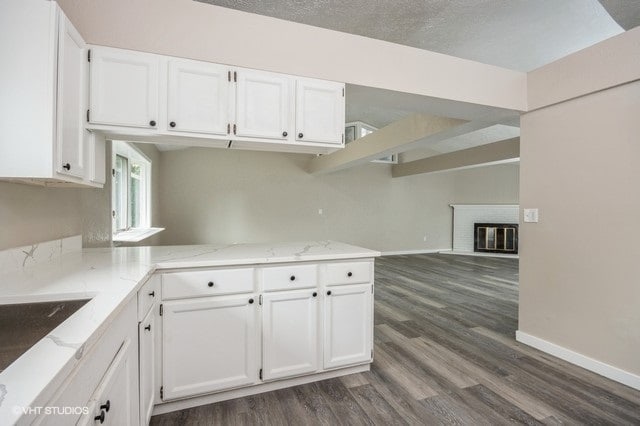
[{"xmin": 0, "ymin": 237, "xmax": 379, "ymax": 424}]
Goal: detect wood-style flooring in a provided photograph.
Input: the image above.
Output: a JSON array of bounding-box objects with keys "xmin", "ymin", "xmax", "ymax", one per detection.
[{"xmin": 151, "ymin": 254, "xmax": 640, "ymax": 425}]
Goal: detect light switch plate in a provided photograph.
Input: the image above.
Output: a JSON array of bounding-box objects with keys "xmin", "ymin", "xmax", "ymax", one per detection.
[{"xmin": 523, "ymin": 208, "xmax": 539, "ymax": 223}]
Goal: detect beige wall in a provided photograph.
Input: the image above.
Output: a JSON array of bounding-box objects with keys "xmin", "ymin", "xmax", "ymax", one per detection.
[
  {"xmin": 453, "ymin": 163, "xmax": 520, "ymax": 204},
  {"xmin": 157, "ymin": 147, "xmax": 518, "ymax": 252},
  {"xmin": 56, "ymin": 0, "xmax": 525, "ymax": 112},
  {"xmin": 0, "ymin": 141, "xmax": 163, "ymax": 250},
  {"xmin": 520, "ymin": 80, "xmax": 640, "ymax": 375}
]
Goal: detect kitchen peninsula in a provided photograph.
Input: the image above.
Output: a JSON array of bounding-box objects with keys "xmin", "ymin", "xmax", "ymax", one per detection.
[{"xmin": 0, "ymin": 238, "xmax": 379, "ymax": 425}]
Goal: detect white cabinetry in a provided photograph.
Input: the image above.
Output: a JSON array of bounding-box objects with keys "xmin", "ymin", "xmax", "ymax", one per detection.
[
  {"xmin": 0, "ymin": 0, "xmax": 104, "ymax": 187},
  {"xmin": 162, "ymin": 295, "xmax": 259, "ymax": 400},
  {"xmin": 262, "ymin": 289, "xmax": 319, "ymax": 380},
  {"xmin": 295, "ymin": 78, "xmax": 345, "ymax": 145},
  {"xmin": 323, "ymin": 284, "xmax": 372, "ymax": 369},
  {"xmin": 85, "ymin": 46, "xmax": 344, "ymax": 154},
  {"xmin": 137, "ymin": 275, "xmax": 160, "ymax": 425},
  {"xmin": 81, "ymin": 340, "xmax": 138, "ymax": 426},
  {"xmin": 157, "ymin": 258, "xmax": 373, "ymax": 408},
  {"xmin": 235, "ymin": 69, "xmax": 291, "ymax": 140},
  {"xmin": 35, "ymin": 299, "xmax": 138, "ymax": 426},
  {"xmin": 56, "ymin": 13, "xmax": 87, "ymax": 178},
  {"xmin": 139, "ymin": 311, "xmax": 155, "ymax": 426},
  {"xmin": 167, "ymin": 59, "xmax": 231, "ymax": 135},
  {"xmin": 89, "ymin": 47, "xmax": 159, "ymax": 129}
]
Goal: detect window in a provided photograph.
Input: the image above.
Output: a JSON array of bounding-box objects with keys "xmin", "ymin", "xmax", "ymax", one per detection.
[
  {"xmin": 112, "ymin": 141, "xmax": 154, "ymax": 240},
  {"xmin": 344, "ymin": 121, "xmax": 397, "ymax": 164}
]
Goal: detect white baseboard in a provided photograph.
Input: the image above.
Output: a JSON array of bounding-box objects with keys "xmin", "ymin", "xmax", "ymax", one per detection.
[
  {"xmin": 516, "ymin": 330, "xmax": 640, "ymax": 391},
  {"xmin": 443, "ymin": 250, "xmax": 519, "ymax": 259},
  {"xmin": 381, "ymin": 248, "xmax": 451, "ymax": 256}
]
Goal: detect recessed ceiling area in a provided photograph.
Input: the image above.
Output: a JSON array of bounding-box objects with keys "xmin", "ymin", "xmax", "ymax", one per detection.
[
  {"xmin": 345, "ymin": 84, "xmax": 516, "ymax": 128},
  {"xmin": 196, "ymin": 0, "xmax": 632, "ymax": 71}
]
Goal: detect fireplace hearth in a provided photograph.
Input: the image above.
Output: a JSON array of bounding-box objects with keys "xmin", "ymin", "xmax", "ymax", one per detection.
[{"xmin": 474, "ymin": 223, "xmax": 518, "ymax": 254}]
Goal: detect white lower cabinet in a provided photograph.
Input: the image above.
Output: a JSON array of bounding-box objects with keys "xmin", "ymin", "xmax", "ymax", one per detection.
[
  {"xmin": 139, "ymin": 310, "xmax": 155, "ymax": 426},
  {"xmin": 156, "ymin": 258, "xmax": 374, "ymax": 406},
  {"xmin": 80, "ymin": 339, "xmax": 138, "ymax": 426},
  {"xmin": 262, "ymin": 289, "xmax": 319, "ymax": 381},
  {"xmin": 162, "ymin": 294, "xmax": 259, "ymax": 400},
  {"xmin": 324, "ymin": 284, "xmax": 373, "ymax": 369}
]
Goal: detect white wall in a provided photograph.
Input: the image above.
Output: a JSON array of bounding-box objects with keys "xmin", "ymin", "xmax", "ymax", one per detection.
[{"xmin": 157, "ymin": 148, "xmax": 519, "ymax": 252}]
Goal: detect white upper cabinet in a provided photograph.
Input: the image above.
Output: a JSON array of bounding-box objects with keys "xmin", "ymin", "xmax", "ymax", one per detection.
[
  {"xmin": 56, "ymin": 12, "xmax": 87, "ymax": 178},
  {"xmin": 235, "ymin": 69, "xmax": 291, "ymax": 140},
  {"xmin": 83, "ymin": 45, "xmax": 345, "ymax": 153},
  {"xmin": 262, "ymin": 289, "xmax": 319, "ymax": 381},
  {"xmin": 167, "ymin": 59, "xmax": 231, "ymax": 135},
  {"xmin": 323, "ymin": 284, "xmax": 373, "ymax": 369},
  {"xmin": 0, "ymin": 0, "xmax": 104, "ymax": 187},
  {"xmin": 90, "ymin": 47, "xmax": 159, "ymax": 129},
  {"xmin": 296, "ymin": 78, "xmax": 345, "ymax": 145}
]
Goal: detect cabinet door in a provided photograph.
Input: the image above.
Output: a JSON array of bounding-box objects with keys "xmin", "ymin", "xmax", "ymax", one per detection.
[
  {"xmin": 262, "ymin": 289, "xmax": 319, "ymax": 380},
  {"xmin": 235, "ymin": 69, "xmax": 290, "ymax": 140},
  {"xmin": 296, "ymin": 78, "xmax": 344, "ymax": 145},
  {"xmin": 162, "ymin": 295, "xmax": 259, "ymax": 400},
  {"xmin": 139, "ymin": 310, "xmax": 155, "ymax": 426},
  {"xmin": 56, "ymin": 13, "xmax": 86, "ymax": 178},
  {"xmin": 167, "ymin": 59, "xmax": 231, "ymax": 135},
  {"xmin": 324, "ymin": 284, "xmax": 372, "ymax": 369},
  {"xmin": 81, "ymin": 339, "xmax": 138, "ymax": 426},
  {"xmin": 90, "ymin": 47, "xmax": 159, "ymax": 128}
]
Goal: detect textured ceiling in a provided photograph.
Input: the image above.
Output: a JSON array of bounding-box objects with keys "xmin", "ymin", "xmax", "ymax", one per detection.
[
  {"xmin": 196, "ymin": 0, "xmax": 629, "ymax": 71},
  {"xmin": 599, "ymin": 0, "xmax": 640, "ymax": 30}
]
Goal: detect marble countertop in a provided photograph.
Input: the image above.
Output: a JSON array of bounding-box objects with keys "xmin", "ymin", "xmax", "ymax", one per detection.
[{"xmin": 0, "ymin": 238, "xmax": 379, "ymax": 424}]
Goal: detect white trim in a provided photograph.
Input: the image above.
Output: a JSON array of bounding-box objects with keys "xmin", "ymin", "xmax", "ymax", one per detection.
[
  {"xmin": 153, "ymin": 363, "xmax": 370, "ymax": 416},
  {"xmin": 381, "ymin": 248, "xmax": 451, "ymax": 256},
  {"xmin": 450, "ymin": 204, "xmax": 519, "ymax": 208},
  {"xmin": 516, "ymin": 331, "xmax": 640, "ymax": 391},
  {"xmin": 112, "ymin": 227, "xmax": 164, "ymax": 243},
  {"xmin": 441, "ymin": 251, "xmax": 519, "ymax": 259}
]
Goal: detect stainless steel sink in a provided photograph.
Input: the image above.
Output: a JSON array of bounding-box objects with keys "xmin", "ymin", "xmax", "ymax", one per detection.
[{"xmin": 0, "ymin": 299, "xmax": 90, "ymax": 372}]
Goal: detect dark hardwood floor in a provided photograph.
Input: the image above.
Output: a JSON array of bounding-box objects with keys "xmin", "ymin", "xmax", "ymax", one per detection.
[{"xmin": 151, "ymin": 254, "xmax": 640, "ymax": 425}]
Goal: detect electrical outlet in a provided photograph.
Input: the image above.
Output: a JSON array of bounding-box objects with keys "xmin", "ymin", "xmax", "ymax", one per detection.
[
  {"xmin": 318, "ymin": 209, "xmax": 323, "ymax": 215},
  {"xmin": 423, "ymin": 235, "xmax": 428, "ymax": 242},
  {"xmin": 524, "ymin": 208, "xmax": 539, "ymax": 223}
]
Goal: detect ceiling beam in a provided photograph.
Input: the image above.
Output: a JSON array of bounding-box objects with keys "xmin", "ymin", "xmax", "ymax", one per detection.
[
  {"xmin": 306, "ymin": 113, "xmax": 483, "ymax": 174},
  {"xmin": 391, "ymin": 137, "xmax": 520, "ymax": 178}
]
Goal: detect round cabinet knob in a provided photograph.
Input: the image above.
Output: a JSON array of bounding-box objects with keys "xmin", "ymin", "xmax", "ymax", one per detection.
[
  {"xmin": 290, "ymin": 275, "xmax": 296, "ymax": 281},
  {"xmin": 149, "ymin": 120, "xmax": 156, "ymax": 127},
  {"xmin": 62, "ymin": 163, "xmax": 71, "ymax": 171},
  {"xmin": 148, "ymin": 291, "xmax": 155, "ymax": 297},
  {"xmin": 169, "ymin": 121, "xmax": 176, "ymax": 128},
  {"xmin": 100, "ymin": 400, "xmax": 110, "ymax": 412},
  {"xmin": 249, "ymin": 298, "xmax": 254, "ymax": 304},
  {"xmin": 282, "ymin": 131, "xmax": 288, "ymax": 137},
  {"xmin": 347, "ymin": 272, "xmax": 353, "ymax": 277},
  {"xmin": 144, "ymin": 324, "xmax": 151, "ymax": 331},
  {"xmin": 312, "ymin": 292, "xmax": 317, "ymax": 297},
  {"xmin": 298, "ymin": 132, "xmax": 304, "ymax": 139},
  {"xmin": 208, "ymin": 281, "xmax": 214, "ymax": 287},
  {"xmin": 327, "ymin": 290, "xmax": 332, "ymax": 296},
  {"xmin": 95, "ymin": 411, "xmax": 105, "ymax": 424}
]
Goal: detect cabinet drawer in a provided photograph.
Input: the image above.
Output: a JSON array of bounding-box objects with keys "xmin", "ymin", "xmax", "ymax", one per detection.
[
  {"xmin": 325, "ymin": 261, "xmax": 372, "ymax": 286},
  {"xmin": 262, "ymin": 264, "xmax": 318, "ymax": 292},
  {"xmin": 162, "ymin": 268, "xmax": 255, "ymax": 300},
  {"xmin": 137, "ymin": 275, "xmax": 160, "ymax": 321}
]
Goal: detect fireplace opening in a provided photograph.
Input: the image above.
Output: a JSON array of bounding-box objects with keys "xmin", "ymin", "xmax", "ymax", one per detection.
[{"xmin": 474, "ymin": 223, "xmax": 519, "ymax": 254}]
